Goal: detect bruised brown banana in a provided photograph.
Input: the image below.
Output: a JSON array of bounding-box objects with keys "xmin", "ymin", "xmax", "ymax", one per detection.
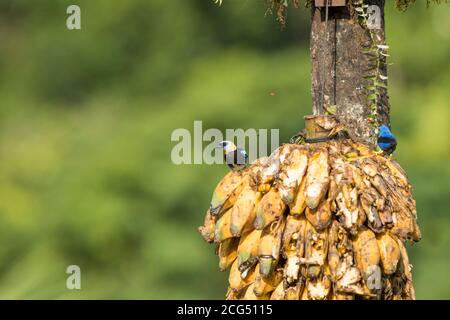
[
  {"xmin": 302, "ymin": 220, "xmax": 328, "ymax": 268},
  {"xmin": 307, "ymin": 275, "xmax": 331, "ymax": 300},
  {"xmin": 305, "ymin": 199, "xmax": 332, "ymax": 232},
  {"xmin": 198, "ymin": 209, "xmax": 216, "ymax": 243},
  {"xmin": 258, "ymin": 145, "xmax": 293, "ymax": 185},
  {"xmin": 284, "ymin": 216, "xmax": 307, "ymax": 285}
]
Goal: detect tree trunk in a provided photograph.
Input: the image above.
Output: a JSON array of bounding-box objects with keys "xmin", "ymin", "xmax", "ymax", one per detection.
[{"xmin": 310, "ymin": 0, "xmax": 390, "ymax": 147}]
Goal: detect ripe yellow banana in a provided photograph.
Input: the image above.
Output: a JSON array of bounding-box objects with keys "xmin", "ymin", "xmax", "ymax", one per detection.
[
  {"xmin": 278, "ymin": 148, "xmax": 308, "ymax": 206},
  {"xmin": 397, "ymin": 237, "xmax": 416, "ymax": 299},
  {"xmin": 218, "ymin": 238, "xmax": 239, "ymax": 271},
  {"xmin": 214, "ymin": 209, "xmax": 234, "ymax": 243},
  {"xmin": 352, "ymin": 227, "xmax": 381, "ymax": 292},
  {"xmin": 327, "ymin": 221, "xmax": 340, "ymax": 280},
  {"xmin": 237, "ymin": 229, "xmax": 261, "ymax": 272},
  {"xmin": 254, "ymin": 188, "xmax": 286, "ymax": 230},
  {"xmin": 270, "ymin": 281, "xmax": 285, "ymax": 300},
  {"xmin": 230, "ymin": 185, "xmax": 261, "ymax": 237},
  {"xmin": 229, "ymin": 260, "xmax": 256, "ymax": 293},
  {"xmin": 210, "ymin": 171, "xmax": 244, "ymax": 216},
  {"xmin": 253, "ymin": 264, "xmax": 283, "ymax": 297},
  {"xmin": 332, "ymin": 293, "xmax": 355, "ymax": 300},
  {"xmin": 242, "ymin": 283, "xmax": 270, "ymax": 300},
  {"xmin": 290, "ymin": 174, "xmax": 307, "ymax": 215},
  {"xmin": 305, "ymin": 148, "xmax": 330, "ymax": 210},
  {"xmin": 376, "ymin": 232, "xmax": 400, "ymax": 275},
  {"xmin": 285, "ymin": 284, "xmax": 303, "ymax": 300},
  {"xmin": 258, "ymin": 219, "xmax": 285, "ymax": 278}
]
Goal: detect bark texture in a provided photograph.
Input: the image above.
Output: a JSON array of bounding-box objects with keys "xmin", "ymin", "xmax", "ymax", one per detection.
[{"xmin": 310, "ymin": 0, "xmax": 390, "ymax": 147}]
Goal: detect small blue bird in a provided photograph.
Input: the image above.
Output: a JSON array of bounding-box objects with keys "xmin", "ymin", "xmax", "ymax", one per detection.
[
  {"xmin": 217, "ymin": 141, "xmax": 249, "ymax": 171},
  {"xmin": 377, "ymin": 125, "xmax": 397, "ymax": 155}
]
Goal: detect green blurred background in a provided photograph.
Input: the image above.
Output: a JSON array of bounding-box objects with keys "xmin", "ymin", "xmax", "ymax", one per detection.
[{"xmin": 0, "ymin": 0, "xmax": 449, "ymax": 299}]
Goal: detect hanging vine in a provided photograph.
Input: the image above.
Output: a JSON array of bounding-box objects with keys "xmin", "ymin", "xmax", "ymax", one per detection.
[{"xmin": 351, "ymin": 0, "xmax": 391, "ymax": 129}]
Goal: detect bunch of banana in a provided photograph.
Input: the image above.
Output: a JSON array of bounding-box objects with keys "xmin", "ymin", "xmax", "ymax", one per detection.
[{"xmin": 198, "ymin": 122, "xmax": 420, "ymax": 300}]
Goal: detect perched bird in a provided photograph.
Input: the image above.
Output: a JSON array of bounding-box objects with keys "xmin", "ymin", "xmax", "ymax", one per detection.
[
  {"xmin": 217, "ymin": 141, "xmax": 249, "ymax": 171},
  {"xmin": 377, "ymin": 124, "xmax": 397, "ymax": 155}
]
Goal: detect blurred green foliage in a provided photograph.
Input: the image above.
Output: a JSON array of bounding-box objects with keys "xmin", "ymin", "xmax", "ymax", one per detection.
[{"xmin": 0, "ymin": 0, "xmax": 449, "ymax": 299}]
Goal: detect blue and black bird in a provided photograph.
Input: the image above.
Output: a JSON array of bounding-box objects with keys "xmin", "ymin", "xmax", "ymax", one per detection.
[
  {"xmin": 218, "ymin": 141, "xmax": 249, "ymax": 171},
  {"xmin": 377, "ymin": 125, "xmax": 397, "ymax": 155}
]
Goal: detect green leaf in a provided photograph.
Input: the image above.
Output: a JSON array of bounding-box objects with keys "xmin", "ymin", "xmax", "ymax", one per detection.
[
  {"xmin": 368, "ymin": 93, "xmax": 378, "ymax": 101},
  {"xmin": 375, "ymin": 82, "xmax": 388, "ymax": 89}
]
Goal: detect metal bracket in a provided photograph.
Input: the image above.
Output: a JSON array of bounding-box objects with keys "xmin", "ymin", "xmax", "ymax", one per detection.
[{"xmin": 315, "ymin": 0, "xmax": 347, "ymax": 6}]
